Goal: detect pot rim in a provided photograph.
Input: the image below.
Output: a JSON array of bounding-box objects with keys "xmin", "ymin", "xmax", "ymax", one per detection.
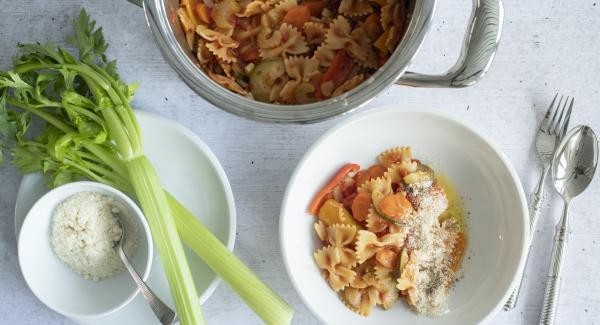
[{"xmin": 142, "ymin": 0, "xmax": 435, "ymax": 123}]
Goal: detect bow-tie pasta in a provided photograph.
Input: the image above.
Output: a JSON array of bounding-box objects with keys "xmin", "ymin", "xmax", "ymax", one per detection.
[
  {"xmin": 178, "ymin": 0, "xmax": 413, "ymax": 104},
  {"xmin": 306, "ymin": 147, "xmax": 468, "ymax": 316}
]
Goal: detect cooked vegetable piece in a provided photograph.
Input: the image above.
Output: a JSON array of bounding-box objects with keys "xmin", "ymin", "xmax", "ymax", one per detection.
[
  {"xmin": 316, "ymin": 50, "xmax": 354, "ymax": 99},
  {"xmin": 450, "ymin": 232, "xmax": 466, "ymax": 272},
  {"xmin": 367, "ymin": 164, "xmax": 386, "ymax": 179},
  {"xmin": 308, "ymin": 163, "xmax": 360, "ymax": 215},
  {"xmin": 341, "ymin": 191, "xmax": 357, "ymax": 212},
  {"xmin": 364, "ymin": 13, "xmax": 382, "ymax": 40},
  {"xmin": 282, "ymin": 5, "xmax": 312, "ymax": 30},
  {"xmin": 354, "ymin": 170, "xmax": 371, "ymax": 188},
  {"xmin": 240, "ymin": 45, "xmax": 260, "ymax": 62},
  {"xmin": 182, "ymin": 0, "xmax": 200, "ymax": 25},
  {"xmin": 416, "ymin": 162, "xmax": 435, "ymax": 178},
  {"xmin": 303, "ymin": 0, "xmax": 327, "ymax": 16},
  {"xmin": 317, "ymin": 199, "xmax": 359, "ymax": 227},
  {"xmin": 376, "ymin": 249, "xmax": 397, "ymax": 269},
  {"xmin": 374, "ymin": 28, "xmax": 391, "ymax": 53},
  {"xmin": 396, "ymin": 247, "xmax": 409, "ymax": 279},
  {"xmin": 379, "ymin": 194, "xmax": 413, "ymax": 220},
  {"xmin": 294, "ymin": 82, "xmax": 317, "ymax": 103},
  {"xmin": 375, "ymin": 211, "xmax": 405, "ymax": 225},
  {"xmin": 249, "ymin": 58, "xmax": 285, "ymax": 102},
  {"xmin": 194, "ymin": 2, "xmax": 212, "ymax": 24},
  {"xmin": 351, "ymin": 192, "xmax": 372, "ymax": 222}
]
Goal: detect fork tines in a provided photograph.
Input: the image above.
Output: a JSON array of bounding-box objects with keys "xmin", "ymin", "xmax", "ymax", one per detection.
[{"xmin": 542, "ymin": 93, "xmax": 574, "ymax": 139}]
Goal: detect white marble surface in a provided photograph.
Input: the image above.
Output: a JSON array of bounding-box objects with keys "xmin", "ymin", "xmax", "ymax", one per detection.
[{"xmin": 1, "ymin": 0, "xmax": 600, "ymax": 324}]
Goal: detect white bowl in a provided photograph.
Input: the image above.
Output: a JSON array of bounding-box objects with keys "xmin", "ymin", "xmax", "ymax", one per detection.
[
  {"xmin": 279, "ymin": 106, "xmax": 529, "ymax": 324},
  {"xmin": 18, "ymin": 182, "xmax": 153, "ymax": 319}
]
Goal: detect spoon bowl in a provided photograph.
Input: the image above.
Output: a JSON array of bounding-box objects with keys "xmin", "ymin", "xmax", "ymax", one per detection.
[
  {"xmin": 540, "ymin": 125, "xmax": 598, "ymax": 325},
  {"xmin": 552, "ymin": 125, "xmax": 599, "ymax": 201}
]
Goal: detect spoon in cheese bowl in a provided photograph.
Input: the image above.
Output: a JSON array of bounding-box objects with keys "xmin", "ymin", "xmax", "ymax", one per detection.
[
  {"xmin": 539, "ymin": 125, "xmax": 598, "ymax": 324},
  {"xmin": 112, "ymin": 210, "xmax": 178, "ymax": 325}
]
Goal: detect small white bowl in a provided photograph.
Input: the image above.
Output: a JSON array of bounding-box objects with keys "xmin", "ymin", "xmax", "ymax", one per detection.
[
  {"xmin": 280, "ymin": 106, "xmax": 529, "ymax": 324},
  {"xmin": 18, "ymin": 182, "xmax": 153, "ymax": 320}
]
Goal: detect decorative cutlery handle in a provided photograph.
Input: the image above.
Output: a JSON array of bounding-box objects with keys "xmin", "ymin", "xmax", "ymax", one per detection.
[
  {"xmin": 504, "ymin": 168, "xmax": 548, "ymax": 310},
  {"xmin": 118, "ymin": 247, "xmax": 178, "ymax": 325},
  {"xmin": 539, "ymin": 206, "xmax": 570, "ymax": 325}
]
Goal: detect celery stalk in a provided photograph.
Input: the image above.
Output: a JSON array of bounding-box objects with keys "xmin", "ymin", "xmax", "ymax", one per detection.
[
  {"xmin": 0, "ymin": 9, "xmax": 294, "ymax": 325},
  {"xmin": 128, "ymin": 157, "xmax": 204, "ymax": 325},
  {"xmin": 167, "ymin": 192, "xmax": 294, "ymax": 325}
]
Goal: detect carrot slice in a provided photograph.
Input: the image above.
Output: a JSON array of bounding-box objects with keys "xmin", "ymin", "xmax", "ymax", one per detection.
[
  {"xmin": 303, "ymin": 0, "xmax": 327, "ymax": 16},
  {"xmin": 316, "ymin": 50, "xmax": 354, "ymax": 99},
  {"xmin": 368, "ymin": 164, "xmax": 386, "ymax": 179},
  {"xmin": 351, "ymin": 192, "xmax": 372, "ymax": 222},
  {"xmin": 364, "ymin": 13, "xmax": 382, "ymax": 40},
  {"xmin": 354, "ymin": 170, "xmax": 371, "ymax": 188},
  {"xmin": 194, "ymin": 3, "xmax": 212, "ymax": 24},
  {"xmin": 379, "ymin": 193, "xmax": 413, "ymax": 220},
  {"xmin": 308, "ymin": 163, "xmax": 361, "ymax": 215},
  {"xmin": 282, "ymin": 5, "xmax": 311, "ymax": 30}
]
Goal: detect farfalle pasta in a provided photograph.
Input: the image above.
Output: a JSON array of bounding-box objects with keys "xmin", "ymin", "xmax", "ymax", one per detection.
[
  {"xmin": 307, "ymin": 147, "xmax": 467, "ymax": 316},
  {"xmin": 280, "ymin": 56, "xmax": 320, "ymax": 102},
  {"xmin": 259, "ymin": 23, "xmax": 309, "ymax": 59},
  {"xmin": 178, "ymin": 0, "xmax": 413, "ymax": 104},
  {"xmin": 314, "ymin": 245, "xmax": 356, "ymax": 291}
]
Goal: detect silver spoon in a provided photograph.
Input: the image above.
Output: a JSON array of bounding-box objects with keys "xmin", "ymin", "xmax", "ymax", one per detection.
[
  {"xmin": 112, "ymin": 210, "xmax": 178, "ymax": 325},
  {"xmin": 539, "ymin": 125, "xmax": 598, "ymax": 325}
]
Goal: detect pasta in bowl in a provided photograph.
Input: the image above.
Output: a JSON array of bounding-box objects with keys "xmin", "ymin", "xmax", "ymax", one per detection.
[
  {"xmin": 279, "ymin": 107, "xmax": 528, "ymax": 324},
  {"xmin": 308, "ymin": 147, "xmax": 467, "ymax": 316},
  {"xmin": 177, "ymin": 0, "xmax": 413, "ymax": 103}
]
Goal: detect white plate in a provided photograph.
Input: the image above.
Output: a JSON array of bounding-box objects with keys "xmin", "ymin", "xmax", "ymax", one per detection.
[
  {"xmin": 280, "ymin": 106, "xmax": 529, "ymax": 325},
  {"xmin": 14, "ymin": 110, "xmax": 236, "ymax": 325}
]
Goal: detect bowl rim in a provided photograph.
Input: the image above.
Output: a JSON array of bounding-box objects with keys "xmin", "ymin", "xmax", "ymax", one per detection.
[
  {"xmin": 278, "ymin": 105, "xmax": 529, "ymax": 324},
  {"xmin": 17, "ymin": 181, "xmax": 154, "ymax": 319}
]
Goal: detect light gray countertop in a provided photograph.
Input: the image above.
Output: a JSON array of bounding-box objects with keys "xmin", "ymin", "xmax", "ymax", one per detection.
[{"xmin": 1, "ymin": 0, "xmax": 599, "ymax": 324}]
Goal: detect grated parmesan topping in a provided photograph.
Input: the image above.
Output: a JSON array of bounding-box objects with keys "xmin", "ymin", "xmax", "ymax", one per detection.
[
  {"xmin": 403, "ymin": 184, "xmax": 461, "ymax": 315},
  {"xmin": 50, "ymin": 192, "xmax": 138, "ymax": 281}
]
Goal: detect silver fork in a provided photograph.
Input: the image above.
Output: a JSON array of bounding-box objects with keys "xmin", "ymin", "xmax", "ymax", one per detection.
[{"xmin": 504, "ymin": 94, "xmax": 574, "ymax": 310}]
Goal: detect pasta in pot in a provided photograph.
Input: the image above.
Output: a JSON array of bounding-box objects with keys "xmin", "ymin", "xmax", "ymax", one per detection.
[{"xmin": 178, "ymin": 0, "xmax": 413, "ymax": 104}]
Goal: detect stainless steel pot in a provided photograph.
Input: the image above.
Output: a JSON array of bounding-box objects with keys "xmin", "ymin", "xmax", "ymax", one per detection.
[{"xmin": 130, "ymin": 0, "xmax": 504, "ymax": 123}]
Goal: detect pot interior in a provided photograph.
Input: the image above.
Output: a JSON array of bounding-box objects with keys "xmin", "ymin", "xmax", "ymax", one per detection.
[{"xmin": 147, "ymin": 0, "xmax": 434, "ymax": 123}]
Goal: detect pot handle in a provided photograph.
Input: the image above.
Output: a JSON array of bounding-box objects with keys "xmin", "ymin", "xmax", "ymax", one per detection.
[{"xmin": 396, "ymin": 0, "xmax": 504, "ymax": 88}]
